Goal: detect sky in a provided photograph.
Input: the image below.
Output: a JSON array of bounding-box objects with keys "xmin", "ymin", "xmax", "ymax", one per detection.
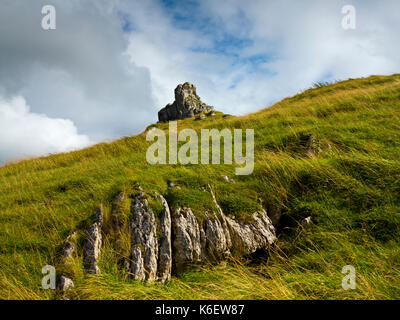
[{"xmin": 0, "ymin": 0, "xmax": 399, "ymax": 163}]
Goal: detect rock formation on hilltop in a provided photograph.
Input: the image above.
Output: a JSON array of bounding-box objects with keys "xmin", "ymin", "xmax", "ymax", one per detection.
[{"xmin": 158, "ymin": 82, "xmax": 214, "ymax": 122}]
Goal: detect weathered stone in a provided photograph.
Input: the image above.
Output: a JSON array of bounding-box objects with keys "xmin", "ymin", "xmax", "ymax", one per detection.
[
  {"xmin": 301, "ymin": 216, "xmax": 312, "ymax": 228},
  {"xmin": 221, "ymin": 175, "xmax": 235, "ymax": 183},
  {"xmin": 57, "ymin": 275, "xmax": 74, "ymax": 292},
  {"xmin": 83, "ymin": 224, "xmax": 102, "ymax": 274},
  {"xmin": 130, "ymin": 193, "xmax": 158, "ymax": 281},
  {"xmin": 60, "ymin": 232, "xmax": 77, "ymax": 263},
  {"xmin": 203, "ymin": 211, "xmax": 229, "ymax": 260},
  {"xmin": 83, "ymin": 207, "xmax": 103, "ymax": 274},
  {"xmin": 94, "ymin": 206, "xmax": 104, "ymax": 225},
  {"xmin": 130, "ymin": 246, "xmax": 145, "ymax": 280},
  {"xmin": 157, "ymin": 195, "xmax": 172, "ymax": 283},
  {"xmin": 225, "ymin": 210, "xmax": 276, "ymax": 255},
  {"xmin": 208, "ymin": 185, "xmax": 232, "ymax": 249},
  {"xmin": 172, "ymin": 207, "xmax": 202, "ymax": 272},
  {"xmin": 158, "ymin": 83, "xmax": 213, "ymax": 122}
]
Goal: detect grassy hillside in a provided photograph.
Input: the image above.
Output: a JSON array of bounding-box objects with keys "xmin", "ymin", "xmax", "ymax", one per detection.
[{"xmin": 1, "ymin": 74, "xmax": 400, "ymax": 300}]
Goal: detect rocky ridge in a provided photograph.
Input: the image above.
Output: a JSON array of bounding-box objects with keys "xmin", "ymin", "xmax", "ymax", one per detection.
[{"xmin": 57, "ymin": 184, "xmax": 278, "ymax": 293}]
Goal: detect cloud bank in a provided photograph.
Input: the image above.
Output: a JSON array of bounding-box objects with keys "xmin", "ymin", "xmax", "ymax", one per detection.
[
  {"xmin": 125, "ymin": 0, "xmax": 400, "ymax": 115},
  {"xmin": 0, "ymin": 97, "xmax": 90, "ymax": 163}
]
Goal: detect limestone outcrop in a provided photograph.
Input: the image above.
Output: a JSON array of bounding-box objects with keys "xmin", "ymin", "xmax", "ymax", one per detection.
[
  {"xmin": 224, "ymin": 210, "xmax": 276, "ymax": 255},
  {"xmin": 83, "ymin": 207, "xmax": 103, "ymax": 274},
  {"xmin": 172, "ymin": 207, "xmax": 203, "ymax": 272},
  {"xmin": 59, "ymin": 185, "xmax": 278, "ymax": 287},
  {"xmin": 158, "ymin": 82, "xmax": 213, "ymax": 122},
  {"xmin": 169, "ymin": 186, "xmax": 276, "ymax": 272},
  {"xmin": 157, "ymin": 195, "xmax": 172, "ymax": 283},
  {"xmin": 129, "ymin": 193, "xmax": 159, "ymax": 281}
]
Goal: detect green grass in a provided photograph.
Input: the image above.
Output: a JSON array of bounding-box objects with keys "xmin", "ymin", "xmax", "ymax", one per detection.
[{"xmin": 1, "ymin": 74, "xmax": 400, "ymax": 299}]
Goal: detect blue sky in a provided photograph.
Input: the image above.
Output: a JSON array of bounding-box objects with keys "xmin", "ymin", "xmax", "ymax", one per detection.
[
  {"xmin": 157, "ymin": 0, "xmax": 271, "ymax": 73},
  {"xmin": 0, "ymin": 0, "xmax": 399, "ymax": 163}
]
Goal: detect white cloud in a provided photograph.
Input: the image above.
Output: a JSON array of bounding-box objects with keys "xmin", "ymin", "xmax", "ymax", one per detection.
[
  {"xmin": 0, "ymin": 0, "xmax": 155, "ymax": 142},
  {"xmin": 125, "ymin": 0, "xmax": 400, "ymax": 115},
  {"xmin": 0, "ymin": 96, "xmax": 91, "ymax": 163}
]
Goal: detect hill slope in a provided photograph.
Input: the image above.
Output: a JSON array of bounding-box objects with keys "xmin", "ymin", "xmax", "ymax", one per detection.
[{"xmin": 1, "ymin": 74, "xmax": 400, "ymax": 299}]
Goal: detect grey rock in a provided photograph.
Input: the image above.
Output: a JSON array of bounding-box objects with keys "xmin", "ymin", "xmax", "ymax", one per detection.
[
  {"xmin": 94, "ymin": 206, "xmax": 104, "ymax": 225},
  {"xmin": 225, "ymin": 210, "xmax": 276, "ymax": 255},
  {"xmin": 301, "ymin": 216, "xmax": 312, "ymax": 228},
  {"xmin": 60, "ymin": 232, "xmax": 77, "ymax": 263},
  {"xmin": 203, "ymin": 211, "xmax": 230, "ymax": 260},
  {"xmin": 130, "ymin": 194, "xmax": 158, "ymax": 281},
  {"xmin": 157, "ymin": 195, "xmax": 172, "ymax": 283},
  {"xmin": 221, "ymin": 175, "xmax": 235, "ymax": 183},
  {"xmin": 83, "ymin": 224, "xmax": 102, "ymax": 274},
  {"xmin": 208, "ymin": 185, "xmax": 232, "ymax": 249},
  {"xmin": 172, "ymin": 207, "xmax": 202, "ymax": 272},
  {"xmin": 130, "ymin": 246, "xmax": 145, "ymax": 280},
  {"xmin": 83, "ymin": 207, "xmax": 103, "ymax": 274},
  {"xmin": 158, "ymin": 83, "xmax": 214, "ymax": 122},
  {"xmin": 76, "ymin": 185, "xmax": 278, "ymax": 281},
  {"xmin": 57, "ymin": 275, "xmax": 74, "ymax": 292}
]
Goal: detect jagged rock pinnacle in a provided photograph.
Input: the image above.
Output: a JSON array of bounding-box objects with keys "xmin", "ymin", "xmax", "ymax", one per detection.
[{"xmin": 158, "ymin": 82, "xmax": 214, "ymax": 122}]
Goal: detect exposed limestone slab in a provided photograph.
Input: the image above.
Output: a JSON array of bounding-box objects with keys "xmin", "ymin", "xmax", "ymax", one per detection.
[
  {"xmin": 130, "ymin": 193, "xmax": 158, "ymax": 281},
  {"xmin": 83, "ymin": 207, "xmax": 103, "ymax": 274},
  {"xmin": 172, "ymin": 207, "xmax": 203, "ymax": 272},
  {"xmin": 225, "ymin": 210, "xmax": 276, "ymax": 255},
  {"xmin": 157, "ymin": 195, "xmax": 172, "ymax": 283},
  {"xmin": 208, "ymin": 185, "xmax": 232, "ymax": 249},
  {"xmin": 73, "ymin": 185, "xmax": 277, "ymax": 284},
  {"xmin": 208, "ymin": 184, "xmax": 276, "ymax": 255},
  {"xmin": 130, "ymin": 245, "xmax": 145, "ymax": 280},
  {"xmin": 203, "ymin": 211, "xmax": 230, "ymax": 260}
]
